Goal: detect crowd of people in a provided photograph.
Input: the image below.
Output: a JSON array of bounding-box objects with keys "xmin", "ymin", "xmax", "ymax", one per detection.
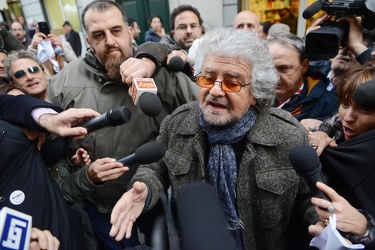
[{"xmin": 1, "ymin": 0, "xmax": 375, "ymax": 249}]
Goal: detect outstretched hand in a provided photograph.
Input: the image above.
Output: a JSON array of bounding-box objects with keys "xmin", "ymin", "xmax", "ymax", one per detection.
[{"xmin": 110, "ymin": 181, "xmax": 148, "ymax": 241}]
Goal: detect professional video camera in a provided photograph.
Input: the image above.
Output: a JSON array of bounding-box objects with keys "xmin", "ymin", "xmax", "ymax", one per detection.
[{"xmin": 304, "ymin": 0, "xmax": 375, "ymax": 59}]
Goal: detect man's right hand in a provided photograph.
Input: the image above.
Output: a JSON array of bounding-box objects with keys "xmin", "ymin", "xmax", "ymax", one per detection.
[
  {"xmin": 30, "ymin": 26, "xmax": 47, "ymax": 50},
  {"xmin": 38, "ymin": 108, "xmax": 100, "ymax": 139},
  {"xmin": 110, "ymin": 181, "xmax": 148, "ymax": 241}
]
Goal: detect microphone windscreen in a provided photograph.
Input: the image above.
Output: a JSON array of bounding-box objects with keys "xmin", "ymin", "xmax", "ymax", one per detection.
[
  {"xmin": 134, "ymin": 141, "xmax": 166, "ymax": 164},
  {"xmin": 168, "ymin": 56, "xmax": 185, "ymax": 72},
  {"xmin": 107, "ymin": 106, "xmax": 132, "ymax": 126},
  {"xmin": 289, "ymin": 144, "xmax": 321, "ymax": 174},
  {"xmin": 176, "ymin": 183, "xmax": 234, "ymax": 250},
  {"xmin": 352, "ymin": 79, "xmax": 375, "ymax": 109},
  {"xmin": 138, "ymin": 92, "xmax": 162, "ymax": 117},
  {"xmin": 302, "ymin": 1, "xmax": 323, "ymax": 19}
]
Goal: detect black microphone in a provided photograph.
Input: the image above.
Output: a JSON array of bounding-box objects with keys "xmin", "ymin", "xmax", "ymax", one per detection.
[
  {"xmin": 168, "ymin": 56, "xmax": 185, "ymax": 72},
  {"xmin": 117, "ymin": 141, "xmax": 166, "ymax": 166},
  {"xmin": 176, "ymin": 183, "xmax": 234, "ymax": 250},
  {"xmin": 352, "ymin": 79, "xmax": 375, "ymax": 109},
  {"xmin": 138, "ymin": 92, "xmax": 162, "ymax": 117},
  {"xmin": 302, "ymin": 1, "xmax": 323, "ymax": 19},
  {"xmin": 289, "ymin": 144, "xmax": 330, "ymax": 200},
  {"xmin": 81, "ymin": 106, "xmax": 131, "ymax": 133}
]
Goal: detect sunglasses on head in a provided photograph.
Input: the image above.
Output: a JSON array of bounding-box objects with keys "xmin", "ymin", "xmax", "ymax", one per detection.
[{"xmin": 13, "ymin": 66, "xmax": 40, "ymax": 79}]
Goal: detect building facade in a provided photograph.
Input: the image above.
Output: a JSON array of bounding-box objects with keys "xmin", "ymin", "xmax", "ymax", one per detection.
[{"xmin": 1, "ymin": 0, "xmax": 317, "ymax": 56}]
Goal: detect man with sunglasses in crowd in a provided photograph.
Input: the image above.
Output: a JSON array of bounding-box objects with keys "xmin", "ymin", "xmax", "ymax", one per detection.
[
  {"xmin": 4, "ymin": 49, "xmax": 48, "ymax": 100},
  {"xmin": 109, "ymin": 27, "xmax": 319, "ymax": 250}
]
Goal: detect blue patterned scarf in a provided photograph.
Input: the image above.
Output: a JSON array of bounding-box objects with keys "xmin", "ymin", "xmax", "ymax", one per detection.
[{"xmin": 199, "ymin": 107, "xmax": 257, "ymax": 249}]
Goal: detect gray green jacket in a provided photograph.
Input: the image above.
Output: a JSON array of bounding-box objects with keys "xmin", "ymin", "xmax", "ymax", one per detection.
[
  {"xmin": 48, "ymin": 49, "xmax": 198, "ymax": 213},
  {"xmin": 133, "ymin": 101, "xmax": 318, "ymax": 250}
]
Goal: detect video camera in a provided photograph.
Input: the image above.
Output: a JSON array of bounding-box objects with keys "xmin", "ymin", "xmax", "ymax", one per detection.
[{"xmin": 304, "ymin": 0, "xmax": 375, "ymax": 59}]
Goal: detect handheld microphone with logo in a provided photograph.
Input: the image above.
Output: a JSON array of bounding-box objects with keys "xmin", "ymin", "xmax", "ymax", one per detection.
[
  {"xmin": 176, "ymin": 183, "xmax": 234, "ymax": 250},
  {"xmin": 289, "ymin": 144, "xmax": 330, "ymax": 201},
  {"xmin": 131, "ymin": 78, "xmax": 162, "ymax": 117},
  {"xmin": 81, "ymin": 106, "xmax": 131, "ymax": 133},
  {"xmin": 0, "ymin": 207, "xmax": 32, "ymax": 250},
  {"xmin": 302, "ymin": 1, "xmax": 323, "ymax": 19},
  {"xmin": 117, "ymin": 141, "xmax": 166, "ymax": 166},
  {"xmin": 168, "ymin": 56, "xmax": 185, "ymax": 72}
]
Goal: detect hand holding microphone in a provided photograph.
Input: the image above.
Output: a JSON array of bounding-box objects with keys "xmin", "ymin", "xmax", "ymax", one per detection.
[
  {"xmin": 81, "ymin": 106, "xmax": 131, "ymax": 133},
  {"xmin": 289, "ymin": 144, "xmax": 336, "ymax": 222}
]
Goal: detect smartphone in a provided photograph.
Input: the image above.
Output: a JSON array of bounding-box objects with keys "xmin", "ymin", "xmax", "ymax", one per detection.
[{"xmin": 38, "ymin": 21, "xmax": 50, "ymax": 36}]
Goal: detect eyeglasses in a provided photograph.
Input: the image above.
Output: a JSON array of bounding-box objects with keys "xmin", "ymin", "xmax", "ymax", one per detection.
[
  {"xmin": 175, "ymin": 23, "xmax": 200, "ymax": 31},
  {"xmin": 194, "ymin": 73, "xmax": 251, "ymax": 92},
  {"xmin": 13, "ymin": 66, "xmax": 40, "ymax": 80}
]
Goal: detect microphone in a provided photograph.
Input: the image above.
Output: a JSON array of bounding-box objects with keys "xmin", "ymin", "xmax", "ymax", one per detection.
[
  {"xmin": 176, "ymin": 183, "xmax": 234, "ymax": 250},
  {"xmin": 302, "ymin": 1, "xmax": 323, "ymax": 19},
  {"xmin": 0, "ymin": 207, "xmax": 32, "ymax": 250},
  {"xmin": 168, "ymin": 56, "xmax": 185, "ymax": 72},
  {"xmin": 138, "ymin": 92, "xmax": 162, "ymax": 117},
  {"xmin": 81, "ymin": 106, "xmax": 131, "ymax": 133},
  {"xmin": 117, "ymin": 141, "xmax": 166, "ymax": 166},
  {"xmin": 289, "ymin": 144, "xmax": 330, "ymax": 200},
  {"xmin": 352, "ymin": 79, "xmax": 375, "ymax": 109},
  {"xmin": 131, "ymin": 78, "xmax": 162, "ymax": 117}
]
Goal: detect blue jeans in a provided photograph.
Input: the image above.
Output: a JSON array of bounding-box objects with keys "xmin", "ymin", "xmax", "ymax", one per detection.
[{"xmin": 86, "ymin": 201, "xmax": 141, "ymax": 249}]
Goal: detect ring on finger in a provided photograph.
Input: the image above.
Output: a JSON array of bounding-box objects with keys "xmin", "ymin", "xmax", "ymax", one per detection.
[
  {"xmin": 327, "ymin": 204, "xmax": 334, "ymax": 213},
  {"xmin": 324, "ymin": 219, "xmax": 329, "ymax": 226}
]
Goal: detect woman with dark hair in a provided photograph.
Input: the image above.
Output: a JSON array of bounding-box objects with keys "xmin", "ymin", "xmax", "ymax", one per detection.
[
  {"xmin": 308, "ymin": 64, "xmax": 375, "ymax": 248},
  {"xmin": 144, "ymin": 14, "xmax": 165, "ymax": 42}
]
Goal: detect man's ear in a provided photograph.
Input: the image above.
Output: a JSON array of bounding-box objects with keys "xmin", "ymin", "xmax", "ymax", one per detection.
[
  {"xmin": 170, "ymin": 30, "xmax": 175, "ymax": 37},
  {"xmin": 85, "ymin": 36, "xmax": 91, "ymax": 47},
  {"xmin": 301, "ymin": 58, "xmax": 309, "ymax": 75}
]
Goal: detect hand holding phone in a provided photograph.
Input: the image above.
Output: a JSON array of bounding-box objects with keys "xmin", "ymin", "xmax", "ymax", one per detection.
[{"xmin": 37, "ymin": 21, "xmax": 50, "ymax": 36}]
